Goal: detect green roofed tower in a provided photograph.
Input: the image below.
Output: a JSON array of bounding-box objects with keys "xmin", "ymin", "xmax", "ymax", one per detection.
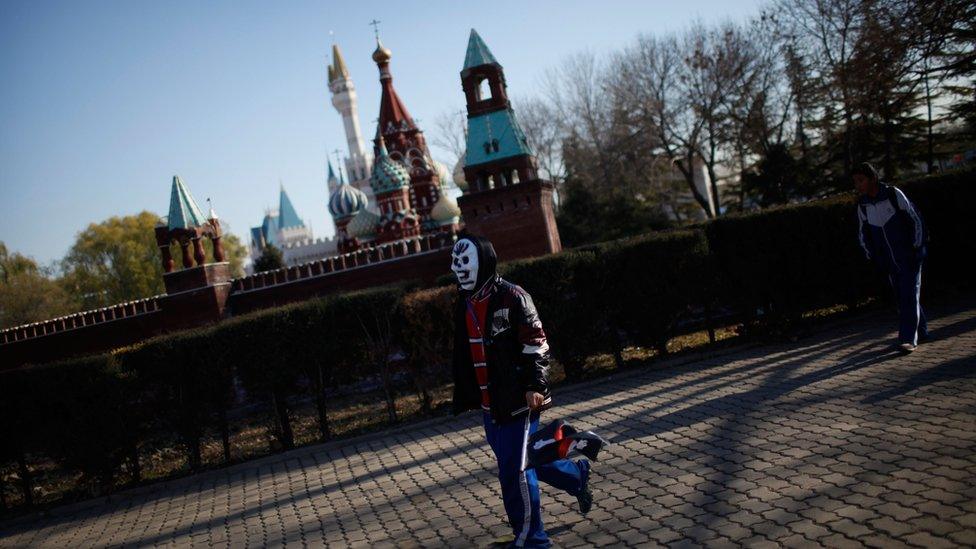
[
  {"xmin": 168, "ymin": 175, "xmax": 207, "ymax": 231},
  {"xmin": 455, "ymin": 30, "xmax": 561, "ymax": 262},
  {"xmin": 462, "ymin": 29, "xmax": 499, "ymax": 74},
  {"xmin": 460, "ymin": 29, "xmax": 538, "ymax": 192}
]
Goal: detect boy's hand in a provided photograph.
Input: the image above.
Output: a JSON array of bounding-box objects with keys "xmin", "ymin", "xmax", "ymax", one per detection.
[{"xmin": 526, "ymin": 391, "xmax": 544, "ymax": 410}]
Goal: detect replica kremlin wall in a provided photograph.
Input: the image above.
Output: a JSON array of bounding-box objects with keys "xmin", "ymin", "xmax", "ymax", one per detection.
[
  {"xmin": 0, "ymin": 180, "xmax": 558, "ymax": 369},
  {"xmin": 0, "ymin": 30, "xmax": 561, "ymax": 369}
]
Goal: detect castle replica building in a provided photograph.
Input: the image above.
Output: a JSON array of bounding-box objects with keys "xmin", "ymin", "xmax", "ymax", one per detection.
[
  {"xmin": 248, "ymin": 185, "xmax": 338, "ymax": 272},
  {"xmin": 0, "ymin": 29, "xmax": 560, "ymax": 369}
]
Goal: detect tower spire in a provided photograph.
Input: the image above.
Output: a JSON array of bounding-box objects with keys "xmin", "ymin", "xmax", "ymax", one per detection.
[{"xmin": 328, "ymin": 38, "xmax": 370, "ymax": 184}]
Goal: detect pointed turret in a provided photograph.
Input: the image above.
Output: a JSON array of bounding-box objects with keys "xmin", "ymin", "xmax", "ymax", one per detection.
[
  {"xmin": 327, "ymin": 160, "xmax": 340, "ymax": 192},
  {"xmin": 373, "ymin": 37, "xmax": 417, "ymax": 137},
  {"xmin": 167, "ymin": 175, "xmax": 207, "ymax": 230},
  {"xmin": 328, "ymin": 41, "xmax": 371, "ymax": 184},
  {"xmin": 461, "ymin": 29, "xmax": 537, "ymax": 192},
  {"xmin": 329, "ymin": 43, "xmax": 350, "ymax": 83},
  {"xmin": 462, "ymin": 29, "xmax": 500, "ymax": 76},
  {"xmin": 278, "ymin": 185, "xmax": 304, "ymax": 230}
]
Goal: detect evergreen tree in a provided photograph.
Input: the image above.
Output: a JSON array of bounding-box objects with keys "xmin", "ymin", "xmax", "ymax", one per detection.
[{"xmin": 253, "ymin": 245, "xmax": 285, "ymax": 273}]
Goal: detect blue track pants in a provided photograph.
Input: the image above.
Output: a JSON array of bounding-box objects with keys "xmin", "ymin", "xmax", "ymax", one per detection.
[
  {"xmin": 888, "ymin": 260, "xmax": 928, "ymax": 345},
  {"xmin": 483, "ymin": 411, "xmax": 587, "ymax": 548}
]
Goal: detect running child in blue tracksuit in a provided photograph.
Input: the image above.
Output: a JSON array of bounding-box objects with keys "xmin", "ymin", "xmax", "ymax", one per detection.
[
  {"xmin": 853, "ymin": 162, "xmax": 929, "ymax": 353},
  {"xmin": 449, "ymin": 234, "xmax": 593, "ymax": 548}
]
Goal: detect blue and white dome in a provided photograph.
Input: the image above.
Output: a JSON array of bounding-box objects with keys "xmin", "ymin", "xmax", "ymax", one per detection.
[
  {"xmin": 369, "ymin": 138, "xmax": 411, "ymax": 194},
  {"xmin": 328, "ymin": 183, "xmax": 367, "ymax": 221}
]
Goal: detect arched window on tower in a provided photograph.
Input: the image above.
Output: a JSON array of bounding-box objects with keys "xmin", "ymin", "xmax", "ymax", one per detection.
[{"xmin": 477, "ymin": 77, "xmax": 492, "ymax": 101}]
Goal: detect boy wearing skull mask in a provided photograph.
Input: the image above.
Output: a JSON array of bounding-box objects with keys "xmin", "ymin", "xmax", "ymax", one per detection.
[{"xmin": 449, "ymin": 234, "xmax": 592, "ymax": 548}]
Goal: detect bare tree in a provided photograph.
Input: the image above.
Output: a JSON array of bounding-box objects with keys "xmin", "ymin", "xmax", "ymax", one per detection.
[
  {"xmin": 614, "ymin": 32, "xmax": 722, "ymax": 217},
  {"xmin": 430, "ymin": 107, "xmax": 467, "ymax": 169},
  {"xmin": 514, "ymin": 96, "xmax": 567, "ymax": 186}
]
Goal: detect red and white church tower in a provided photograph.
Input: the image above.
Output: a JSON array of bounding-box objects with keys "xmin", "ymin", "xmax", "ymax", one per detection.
[{"xmin": 370, "ymin": 35, "xmax": 444, "ymax": 230}]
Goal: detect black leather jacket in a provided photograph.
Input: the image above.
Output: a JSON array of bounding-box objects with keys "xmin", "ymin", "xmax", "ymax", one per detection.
[{"xmin": 451, "ymin": 276, "xmax": 553, "ymax": 423}]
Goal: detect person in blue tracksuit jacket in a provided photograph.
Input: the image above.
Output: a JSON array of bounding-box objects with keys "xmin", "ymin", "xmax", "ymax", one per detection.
[{"xmin": 853, "ymin": 162, "xmax": 928, "ymax": 352}]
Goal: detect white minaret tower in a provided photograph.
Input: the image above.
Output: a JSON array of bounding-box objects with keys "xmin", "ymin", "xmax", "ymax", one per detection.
[{"xmin": 328, "ymin": 43, "xmax": 372, "ymax": 186}]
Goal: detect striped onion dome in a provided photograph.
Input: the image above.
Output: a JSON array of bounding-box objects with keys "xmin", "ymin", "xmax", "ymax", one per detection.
[
  {"xmin": 369, "ymin": 137, "xmax": 411, "ymax": 194},
  {"xmin": 346, "ymin": 208, "xmax": 381, "ymax": 239},
  {"xmin": 328, "ymin": 182, "xmax": 368, "ymax": 221}
]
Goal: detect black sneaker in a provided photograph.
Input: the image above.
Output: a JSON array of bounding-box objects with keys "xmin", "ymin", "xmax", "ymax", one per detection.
[{"xmin": 577, "ymin": 459, "xmax": 593, "ymax": 515}]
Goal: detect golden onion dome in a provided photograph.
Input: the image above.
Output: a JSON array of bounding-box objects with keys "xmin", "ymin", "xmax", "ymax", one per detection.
[{"xmin": 372, "ymin": 40, "xmax": 392, "ymax": 63}]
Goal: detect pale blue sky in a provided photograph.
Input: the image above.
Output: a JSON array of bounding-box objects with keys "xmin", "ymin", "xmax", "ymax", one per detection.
[{"xmin": 0, "ymin": 0, "xmax": 764, "ymax": 266}]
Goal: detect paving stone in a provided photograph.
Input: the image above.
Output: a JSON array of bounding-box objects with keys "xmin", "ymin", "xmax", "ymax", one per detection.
[{"xmin": 1, "ymin": 302, "xmax": 974, "ymax": 548}]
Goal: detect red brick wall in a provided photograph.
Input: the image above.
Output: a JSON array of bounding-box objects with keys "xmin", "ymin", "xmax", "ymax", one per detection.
[
  {"xmin": 229, "ymin": 247, "xmax": 452, "ymax": 315},
  {"xmin": 458, "ymin": 179, "xmax": 561, "ymax": 263},
  {"xmin": 0, "ymin": 311, "xmax": 165, "ymax": 369},
  {"xmin": 0, "ymin": 181, "xmax": 563, "ymax": 368}
]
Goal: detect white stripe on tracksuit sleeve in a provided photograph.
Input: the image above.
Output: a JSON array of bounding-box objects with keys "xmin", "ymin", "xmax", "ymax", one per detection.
[
  {"xmin": 893, "ymin": 187, "xmax": 924, "ymax": 248},
  {"xmin": 857, "ymin": 206, "xmax": 871, "ymax": 259}
]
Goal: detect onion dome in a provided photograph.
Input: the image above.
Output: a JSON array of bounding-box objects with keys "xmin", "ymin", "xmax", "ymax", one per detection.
[
  {"xmin": 346, "ymin": 208, "xmax": 380, "ymax": 239},
  {"xmin": 430, "ymin": 191, "xmax": 461, "ymax": 225},
  {"xmin": 372, "ymin": 39, "xmax": 392, "ymax": 64},
  {"xmin": 328, "ymin": 183, "xmax": 368, "ymax": 221},
  {"xmin": 452, "ymin": 156, "xmax": 468, "ymax": 192},
  {"xmin": 369, "ymin": 137, "xmax": 411, "ymax": 194},
  {"xmin": 435, "ymin": 160, "xmax": 453, "ymax": 188}
]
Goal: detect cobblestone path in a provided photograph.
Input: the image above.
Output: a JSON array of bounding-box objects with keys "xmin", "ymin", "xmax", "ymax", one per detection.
[{"xmin": 2, "ymin": 302, "xmax": 974, "ymax": 547}]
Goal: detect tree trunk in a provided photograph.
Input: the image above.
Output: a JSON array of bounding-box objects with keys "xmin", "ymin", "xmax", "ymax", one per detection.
[
  {"xmin": 128, "ymin": 440, "xmax": 141, "ymax": 483},
  {"xmin": 16, "ymin": 451, "xmax": 32, "ymax": 507},
  {"xmin": 381, "ymin": 364, "xmax": 398, "ymax": 425},
  {"xmin": 185, "ymin": 432, "xmax": 202, "ymax": 472},
  {"xmin": 314, "ymin": 393, "xmax": 332, "ymax": 442},
  {"xmin": 705, "ymin": 303, "xmax": 717, "ymax": 344},
  {"xmin": 315, "ymin": 364, "xmax": 332, "ymax": 441},
  {"xmin": 219, "ymin": 408, "xmax": 232, "ymax": 463},
  {"xmin": 611, "ymin": 330, "xmax": 625, "ymax": 370},
  {"xmin": 924, "ymin": 69, "xmax": 935, "ymax": 174},
  {"xmin": 271, "ymin": 391, "xmax": 294, "ymax": 451},
  {"xmin": 677, "ymin": 159, "xmax": 715, "ymax": 219},
  {"xmin": 1, "ymin": 469, "xmax": 8, "ymax": 510}
]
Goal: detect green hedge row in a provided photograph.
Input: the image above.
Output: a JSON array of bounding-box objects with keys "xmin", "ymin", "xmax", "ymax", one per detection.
[{"xmin": 1, "ymin": 168, "xmax": 971, "ymax": 509}]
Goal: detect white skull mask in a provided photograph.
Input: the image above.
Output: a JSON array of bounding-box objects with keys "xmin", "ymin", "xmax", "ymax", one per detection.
[{"xmin": 451, "ymin": 239, "xmax": 479, "ymax": 290}]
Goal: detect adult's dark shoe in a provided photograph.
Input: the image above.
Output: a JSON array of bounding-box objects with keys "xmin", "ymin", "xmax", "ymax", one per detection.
[{"xmin": 577, "ymin": 459, "xmax": 593, "ymax": 515}]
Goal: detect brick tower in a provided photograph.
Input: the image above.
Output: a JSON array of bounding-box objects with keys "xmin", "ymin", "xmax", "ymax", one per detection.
[
  {"xmin": 457, "ymin": 29, "xmax": 561, "ymax": 261},
  {"xmin": 154, "ymin": 175, "xmax": 231, "ymax": 328}
]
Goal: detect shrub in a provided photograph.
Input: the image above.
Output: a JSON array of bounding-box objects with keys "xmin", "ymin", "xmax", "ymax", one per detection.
[
  {"xmin": 400, "ymin": 286, "xmax": 456, "ymax": 412},
  {"xmin": 501, "ymin": 251, "xmax": 608, "ymax": 381},
  {"xmin": 595, "ymin": 230, "xmax": 713, "ymax": 355},
  {"xmin": 705, "ymin": 197, "xmax": 876, "ymax": 320}
]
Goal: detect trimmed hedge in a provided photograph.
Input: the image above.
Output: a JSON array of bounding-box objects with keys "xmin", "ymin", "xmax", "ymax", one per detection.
[
  {"xmin": 1, "ymin": 168, "xmax": 971, "ymax": 509},
  {"xmin": 705, "ymin": 169, "xmax": 974, "ymax": 321}
]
